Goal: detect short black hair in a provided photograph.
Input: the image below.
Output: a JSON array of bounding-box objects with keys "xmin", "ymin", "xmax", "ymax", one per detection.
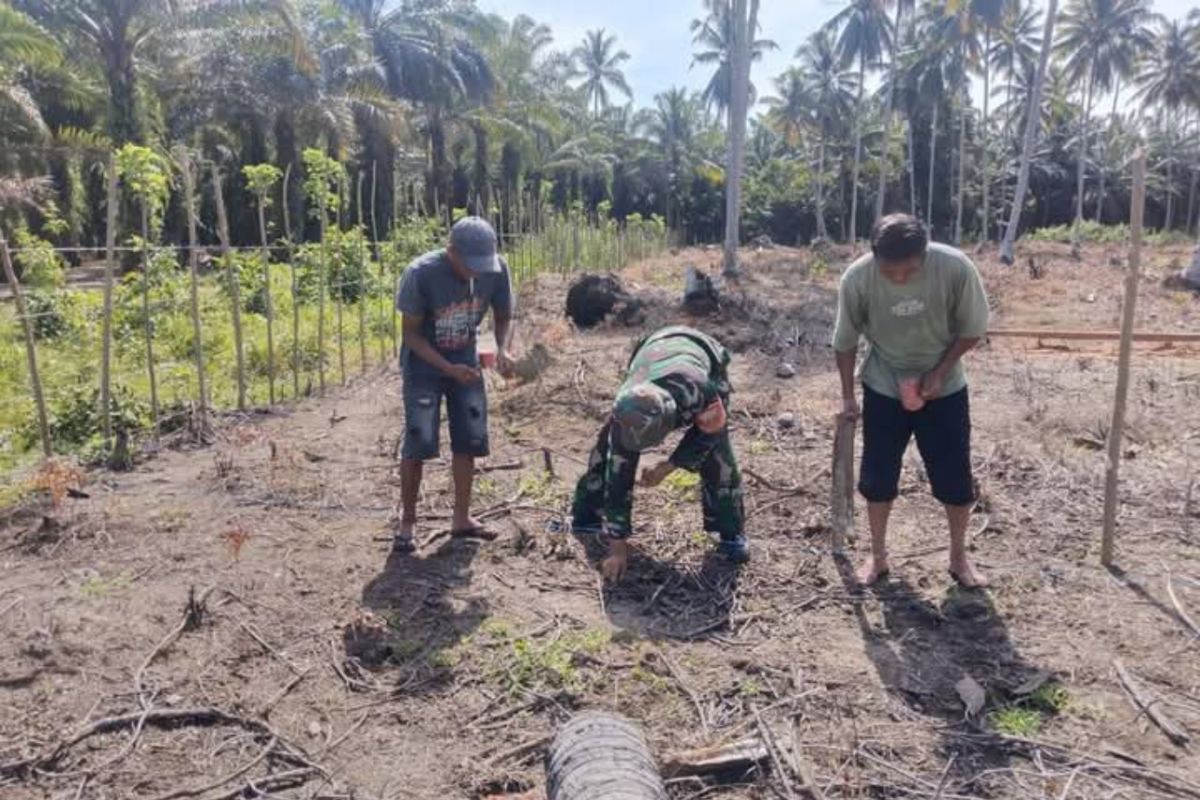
[{"xmin": 871, "ymin": 214, "xmax": 928, "ymax": 261}]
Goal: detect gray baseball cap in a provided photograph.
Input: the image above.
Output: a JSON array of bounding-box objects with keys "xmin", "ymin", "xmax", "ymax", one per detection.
[{"xmin": 450, "ymin": 216, "xmax": 501, "ymax": 275}]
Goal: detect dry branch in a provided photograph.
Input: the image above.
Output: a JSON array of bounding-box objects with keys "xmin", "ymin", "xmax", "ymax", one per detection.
[
  {"xmin": 660, "ymin": 737, "xmax": 768, "ymax": 779},
  {"xmin": 830, "ymin": 415, "xmax": 856, "ymax": 552},
  {"xmin": 1114, "ymin": 659, "xmax": 1190, "ymax": 748},
  {"xmin": 1166, "ymin": 575, "xmax": 1200, "ymax": 640}
]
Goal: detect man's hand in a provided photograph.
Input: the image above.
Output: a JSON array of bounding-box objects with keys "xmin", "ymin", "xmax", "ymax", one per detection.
[
  {"xmin": 496, "ymin": 349, "xmax": 516, "ymax": 379},
  {"xmin": 841, "ymin": 396, "xmax": 861, "ymax": 421},
  {"xmin": 446, "ymin": 364, "xmax": 482, "ymax": 385},
  {"xmin": 919, "ymin": 368, "xmax": 947, "ymax": 400},
  {"xmin": 639, "ymin": 460, "xmax": 675, "ymax": 488},
  {"xmin": 601, "ymin": 538, "xmax": 631, "ymax": 583}
]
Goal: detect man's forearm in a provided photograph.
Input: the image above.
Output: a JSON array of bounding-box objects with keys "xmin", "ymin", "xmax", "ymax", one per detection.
[
  {"xmin": 494, "ymin": 313, "xmax": 513, "ymax": 350},
  {"xmin": 404, "ymin": 330, "xmax": 455, "ymax": 375},
  {"xmin": 836, "ymin": 350, "xmax": 857, "ymax": 399},
  {"xmin": 933, "ymin": 338, "xmax": 980, "ymax": 375}
]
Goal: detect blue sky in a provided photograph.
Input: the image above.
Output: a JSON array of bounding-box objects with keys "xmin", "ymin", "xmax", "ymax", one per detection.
[{"xmin": 480, "ymin": 0, "xmax": 1197, "ymax": 108}]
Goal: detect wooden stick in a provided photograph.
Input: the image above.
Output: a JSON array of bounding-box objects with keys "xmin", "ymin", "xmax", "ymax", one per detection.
[
  {"xmin": 1113, "ymin": 658, "xmax": 1190, "ymax": 747},
  {"xmin": 138, "ymin": 203, "xmax": 160, "ymax": 436},
  {"xmin": 830, "ymin": 414, "xmax": 856, "ymax": 553},
  {"xmin": 212, "ymin": 164, "xmax": 247, "ymax": 411},
  {"xmin": 100, "ymin": 152, "xmax": 118, "ymax": 446},
  {"xmin": 178, "ymin": 149, "xmax": 209, "ymax": 431},
  {"xmin": 0, "ymin": 232, "xmax": 51, "ymax": 456},
  {"xmin": 281, "ymin": 164, "xmax": 300, "ymax": 400},
  {"xmin": 1166, "ymin": 574, "xmax": 1200, "ymax": 640},
  {"xmin": 257, "ymin": 193, "xmax": 276, "ymax": 405},
  {"xmin": 754, "ymin": 709, "xmax": 797, "ymax": 799},
  {"xmin": 988, "ymin": 329, "xmax": 1200, "ymax": 343},
  {"xmin": 356, "ymin": 171, "xmax": 367, "ymax": 375},
  {"xmin": 660, "ymin": 737, "xmax": 768, "ymax": 779},
  {"xmin": 1102, "ymin": 151, "xmax": 1145, "ymax": 567}
]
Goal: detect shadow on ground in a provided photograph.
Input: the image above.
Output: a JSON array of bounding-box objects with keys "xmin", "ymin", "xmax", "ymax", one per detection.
[
  {"xmin": 353, "ymin": 537, "xmax": 487, "ymax": 692},
  {"xmin": 573, "ymin": 529, "xmax": 741, "ymax": 641},
  {"xmin": 837, "ymin": 556, "xmax": 1047, "ymax": 792}
]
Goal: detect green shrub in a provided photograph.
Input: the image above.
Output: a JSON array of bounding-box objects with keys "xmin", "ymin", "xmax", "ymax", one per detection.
[
  {"xmin": 27, "ymin": 384, "xmax": 150, "ymax": 454},
  {"xmin": 13, "ymin": 228, "xmax": 66, "ymax": 288},
  {"xmin": 24, "ymin": 289, "xmax": 76, "ymax": 339}
]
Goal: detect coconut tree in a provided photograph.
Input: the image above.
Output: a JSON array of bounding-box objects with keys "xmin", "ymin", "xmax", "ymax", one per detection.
[
  {"xmin": 1136, "ymin": 17, "xmax": 1200, "ymax": 230},
  {"xmin": 873, "ymin": 0, "xmax": 916, "ymax": 223},
  {"xmin": 689, "ymin": 0, "xmax": 777, "ymax": 124},
  {"xmin": 825, "ymin": 0, "xmax": 891, "ymax": 248},
  {"xmin": 722, "ymin": 0, "xmax": 760, "ymax": 276},
  {"xmin": 1057, "ymin": 0, "xmax": 1155, "ymax": 249},
  {"xmin": 572, "ymin": 29, "xmax": 632, "ymax": 119},
  {"xmin": 1001, "ymin": 0, "xmax": 1059, "ymax": 264},
  {"xmin": 796, "ymin": 29, "xmax": 855, "ymax": 241},
  {"xmin": 990, "ymin": 0, "xmax": 1042, "ymax": 140}
]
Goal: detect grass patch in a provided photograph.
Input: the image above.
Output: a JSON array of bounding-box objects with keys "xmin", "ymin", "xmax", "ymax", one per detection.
[
  {"xmin": 990, "ymin": 706, "xmax": 1044, "ymax": 737},
  {"xmin": 663, "ymin": 470, "xmax": 700, "ymax": 502},
  {"xmin": 79, "ymin": 572, "xmax": 132, "ymax": 598},
  {"xmin": 478, "ymin": 620, "xmax": 611, "ymax": 695}
]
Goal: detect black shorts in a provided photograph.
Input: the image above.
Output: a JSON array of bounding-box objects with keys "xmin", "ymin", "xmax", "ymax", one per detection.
[{"xmin": 859, "ymin": 384, "xmax": 975, "ymax": 507}]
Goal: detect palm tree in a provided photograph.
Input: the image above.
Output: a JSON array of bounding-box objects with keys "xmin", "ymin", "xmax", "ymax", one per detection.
[
  {"xmin": 573, "ymin": 29, "xmax": 632, "ymax": 118},
  {"xmin": 990, "ymin": 0, "xmax": 1042, "ymax": 140},
  {"xmin": 825, "ymin": 0, "xmax": 892, "ymax": 248},
  {"xmin": 1136, "ymin": 18, "xmax": 1200, "ymax": 230},
  {"xmin": 969, "ymin": 0, "xmax": 1008, "ymax": 244},
  {"xmin": 690, "ymin": 0, "xmax": 777, "ymax": 124},
  {"xmin": 874, "ymin": 0, "xmax": 916, "ymax": 223},
  {"xmin": 796, "ymin": 29, "xmax": 856, "ymax": 241},
  {"xmin": 722, "ymin": 0, "xmax": 760, "ymax": 276},
  {"xmin": 642, "ymin": 87, "xmax": 700, "ymax": 229},
  {"xmin": 1001, "ymin": 0, "xmax": 1059, "ymax": 264},
  {"xmin": 1057, "ymin": 0, "xmax": 1154, "ymax": 249},
  {"xmin": 0, "ymin": 4, "xmax": 63, "ymax": 143}
]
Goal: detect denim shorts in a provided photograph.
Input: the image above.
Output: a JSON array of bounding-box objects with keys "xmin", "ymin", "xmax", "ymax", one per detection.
[
  {"xmin": 401, "ymin": 368, "xmax": 489, "ymax": 460},
  {"xmin": 858, "ymin": 384, "xmax": 974, "ymax": 507}
]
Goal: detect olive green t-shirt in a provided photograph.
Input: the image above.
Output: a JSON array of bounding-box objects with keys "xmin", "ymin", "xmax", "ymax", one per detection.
[{"xmin": 832, "ymin": 243, "xmax": 989, "ymax": 399}]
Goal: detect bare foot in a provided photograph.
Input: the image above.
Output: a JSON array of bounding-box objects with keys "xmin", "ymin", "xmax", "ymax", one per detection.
[
  {"xmin": 393, "ymin": 518, "xmax": 417, "ymax": 552},
  {"xmin": 856, "ymin": 556, "xmax": 891, "ymax": 587},
  {"xmin": 450, "ymin": 517, "xmax": 499, "ymax": 541},
  {"xmin": 949, "ymin": 560, "xmax": 990, "ymax": 589}
]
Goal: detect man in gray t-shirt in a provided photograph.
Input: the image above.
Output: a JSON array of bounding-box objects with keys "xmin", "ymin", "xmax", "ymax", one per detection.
[{"xmin": 393, "ymin": 217, "xmax": 516, "ymax": 550}]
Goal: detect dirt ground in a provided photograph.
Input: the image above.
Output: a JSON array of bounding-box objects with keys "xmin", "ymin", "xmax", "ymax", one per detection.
[{"xmin": 2, "ymin": 241, "xmax": 1200, "ymax": 800}]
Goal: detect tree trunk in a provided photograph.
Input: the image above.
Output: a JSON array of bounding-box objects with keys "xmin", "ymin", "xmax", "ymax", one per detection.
[
  {"xmin": 816, "ymin": 132, "xmax": 829, "ymax": 240},
  {"xmin": 722, "ymin": 0, "xmax": 758, "ymax": 276},
  {"xmin": 927, "ymin": 103, "xmax": 939, "ymax": 225},
  {"xmin": 874, "ymin": 0, "xmax": 907, "ymax": 223},
  {"xmin": 1071, "ymin": 71, "xmax": 1096, "ymax": 251},
  {"xmin": 981, "ymin": 24, "xmax": 992, "ymax": 241},
  {"xmin": 1001, "ymin": 0, "xmax": 1059, "ymax": 265},
  {"xmin": 1095, "ymin": 79, "xmax": 1121, "ymax": 223},
  {"xmin": 105, "ymin": 34, "xmax": 141, "ymax": 144},
  {"xmin": 429, "ymin": 106, "xmax": 450, "ymax": 225},
  {"xmin": 849, "ymin": 55, "xmax": 866, "ymax": 248}
]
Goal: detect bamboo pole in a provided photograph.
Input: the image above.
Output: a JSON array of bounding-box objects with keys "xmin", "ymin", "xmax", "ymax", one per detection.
[
  {"xmin": 0, "ymin": 231, "xmax": 51, "ymax": 457},
  {"xmin": 987, "ymin": 329, "xmax": 1200, "ymax": 343},
  {"xmin": 100, "ymin": 153, "xmax": 118, "ymax": 446},
  {"xmin": 1101, "ymin": 151, "xmax": 1146, "ymax": 567},
  {"xmin": 282, "ymin": 164, "xmax": 301, "ymax": 400},
  {"xmin": 178, "ymin": 150, "xmax": 209, "ymax": 433},
  {"xmin": 830, "ymin": 416, "xmax": 855, "ymax": 553},
  {"xmin": 139, "ymin": 204, "xmax": 161, "ymax": 436},
  {"xmin": 334, "ymin": 174, "xmax": 347, "ymax": 386},
  {"xmin": 211, "ymin": 164, "xmax": 248, "ymax": 411},
  {"xmin": 356, "ymin": 170, "xmax": 367, "ymax": 375},
  {"xmin": 371, "ymin": 161, "xmax": 386, "ymax": 365},
  {"xmin": 316, "ymin": 178, "xmax": 328, "ymax": 395},
  {"xmin": 256, "ymin": 193, "xmax": 276, "ymax": 405}
]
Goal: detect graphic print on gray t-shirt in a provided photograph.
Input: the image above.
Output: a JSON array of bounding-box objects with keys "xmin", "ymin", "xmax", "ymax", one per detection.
[{"xmin": 394, "ymin": 249, "xmax": 513, "ymax": 373}]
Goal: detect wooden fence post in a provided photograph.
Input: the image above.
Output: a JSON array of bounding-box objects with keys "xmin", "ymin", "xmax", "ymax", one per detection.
[
  {"xmin": 178, "ymin": 149, "xmax": 210, "ymax": 436},
  {"xmin": 371, "ymin": 161, "xmax": 386, "ymax": 365},
  {"xmin": 831, "ymin": 415, "xmax": 856, "ymax": 553},
  {"xmin": 281, "ymin": 164, "xmax": 301, "ymax": 399},
  {"xmin": 316, "ymin": 181, "xmax": 328, "ymax": 395},
  {"xmin": 1101, "ymin": 150, "xmax": 1146, "ymax": 567},
  {"xmin": 138, "ymin": 203, "xmax": 161, "ymax": 437},
  {"xmin": 0, "ymin": 231, "xmax": 51, "ymax": 457},
  {"xmin": 356, "ymin": 170, "xmax": 367, "ymax": 375},
  {"xmin": 333, "ymin": 174, "xmax": 347, "ymax": 386},
  {"xmin": 256, "ymin": 192, "xmax": 277, "ymax": 406},
  {"xmin": 211, "ymin": 164, "xmax": 248, "ymax": 411},
  {"xmin": 100, "ymin": 152, "xmax": 118, "ymax": 446}
]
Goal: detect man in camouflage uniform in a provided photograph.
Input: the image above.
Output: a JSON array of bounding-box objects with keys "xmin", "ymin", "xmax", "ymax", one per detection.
[{"xmin": 572, "ymin": 325, "xmax": 748, "ymax": 582}]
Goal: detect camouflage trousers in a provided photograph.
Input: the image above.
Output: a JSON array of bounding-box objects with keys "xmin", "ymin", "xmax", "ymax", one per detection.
[{"xmin": 571, "ymin": 421, "xmax": 745, "ymax": 539}]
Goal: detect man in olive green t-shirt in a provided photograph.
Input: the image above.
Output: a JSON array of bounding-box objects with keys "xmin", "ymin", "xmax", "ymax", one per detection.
[{"xmin": 832, "ymin": 214, "xmax": 990, "ymax": 588}]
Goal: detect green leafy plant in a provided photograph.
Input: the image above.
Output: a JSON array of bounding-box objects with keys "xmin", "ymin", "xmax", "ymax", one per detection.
[{"xmin": 115, "ymin": 144, "xmax": 170, "ymax": 230}]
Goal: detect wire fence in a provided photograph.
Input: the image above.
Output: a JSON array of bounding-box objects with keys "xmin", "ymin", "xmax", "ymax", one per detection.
[{"xmin": 0, "ymin": 194, "xmax": 670, "ymax": 479}]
